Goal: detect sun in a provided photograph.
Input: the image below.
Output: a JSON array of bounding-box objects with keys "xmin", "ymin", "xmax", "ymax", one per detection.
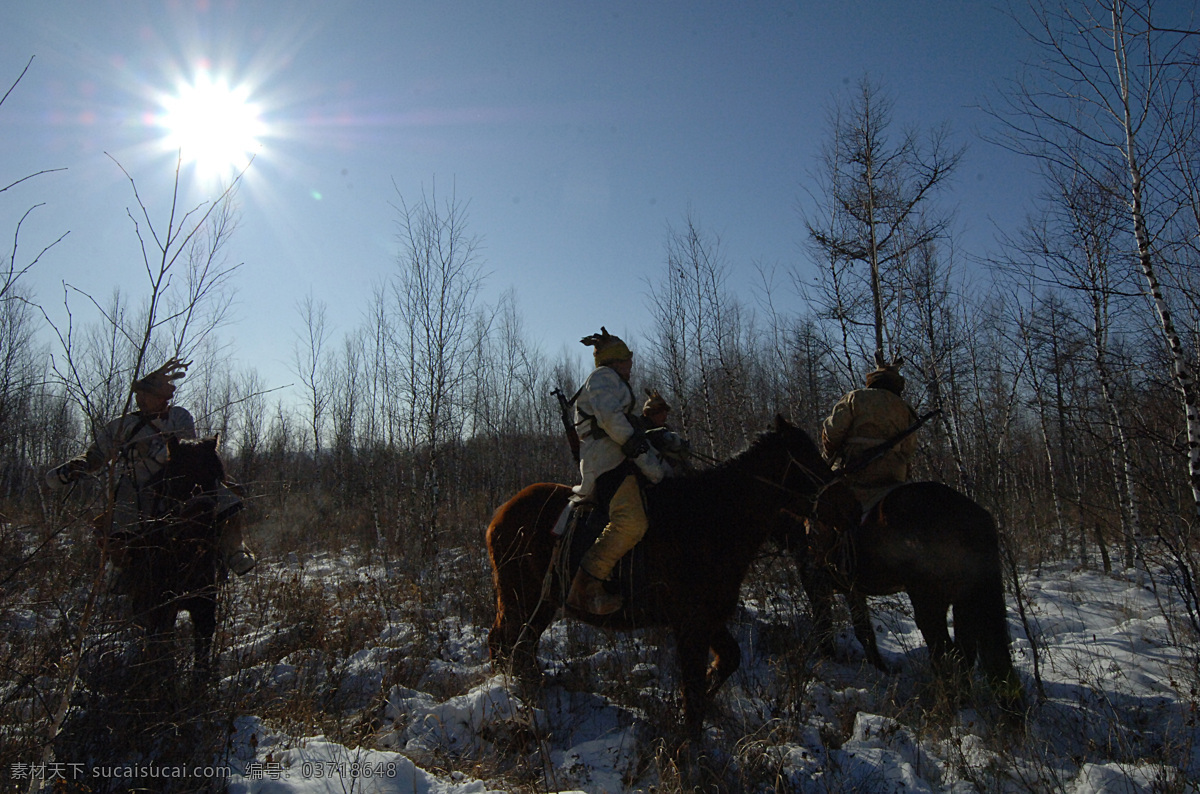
[{"xmin": 160, "ymin": 72, "xmax": 264, "ymax": 181}]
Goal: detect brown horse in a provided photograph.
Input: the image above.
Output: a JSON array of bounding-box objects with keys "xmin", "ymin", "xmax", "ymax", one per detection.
[
  {"xmin": 486, "ymin": 416, "xmax": 827, "ymax": 737},
  {"xmin": 795, "ymin": 480, "xmax": 1023, "ymax": 706},
  {"xmin": 124, "ymin": 435, "xmax": 228, "ymax": 682}
]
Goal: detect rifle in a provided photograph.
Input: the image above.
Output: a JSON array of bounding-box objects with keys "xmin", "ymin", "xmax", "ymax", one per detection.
[
  {"xmin": 552, "ymin": 387, "xmax": 581, "ymax": 464},
  {"xmin": 839, "ymin": 409, "xmax": 942, "ymax": 478}
]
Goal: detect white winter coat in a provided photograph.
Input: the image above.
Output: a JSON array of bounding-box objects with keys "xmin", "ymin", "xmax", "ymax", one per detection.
[
  {"xmin": 47, "ymin": 407, "xmax": 203, "ymax": 531},
  {"xmin": 571, "ymin": 366, "xmax": 664, "ymax": 501}
]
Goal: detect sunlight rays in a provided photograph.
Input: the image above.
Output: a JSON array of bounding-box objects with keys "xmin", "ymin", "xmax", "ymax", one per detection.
[{"xmin": 158, "ymin": 71, "xmax": 264, "ymax": 183}]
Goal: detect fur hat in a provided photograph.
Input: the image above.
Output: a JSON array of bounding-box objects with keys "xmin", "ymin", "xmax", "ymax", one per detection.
[
  {"xmin": 864, "ymin": 363, "xmax": 905, "ymax": 394},
  {"xmin": 642, "ymin": 388, "xmax": 671, "ymax": 416},
  {"xmin": 581, "ymin": 327, "xmax": 632, "ymax": 367},
  {"xmin": 133, "ymin": 357, "xmax": 190, "ymax": 399}
]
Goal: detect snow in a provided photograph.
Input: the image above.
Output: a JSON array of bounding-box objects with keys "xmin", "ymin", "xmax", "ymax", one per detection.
[{"xmin": 86, "ymin": 559, "xmax": 1200, "ymax": 792}]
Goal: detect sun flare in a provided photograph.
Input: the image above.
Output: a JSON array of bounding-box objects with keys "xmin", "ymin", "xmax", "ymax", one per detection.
[{"xmin": 160, "ymin": 72, "xmax": 264, "ymax": 180}]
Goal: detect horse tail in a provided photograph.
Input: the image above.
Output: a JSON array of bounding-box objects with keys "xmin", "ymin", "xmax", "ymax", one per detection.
[
  {"xmin": 954, "ymin": 563, "xmax": 1010, "ymax": 673},
  {"xmin": 486, "ymin": 483, "xmax": 569, "ymax": 669},
  {"xmin": 952, "ymin": 511, "xmax": 1023, "ymax": 707}
]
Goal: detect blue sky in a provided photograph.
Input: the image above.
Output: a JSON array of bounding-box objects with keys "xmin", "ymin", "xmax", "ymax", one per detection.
[{"xmin": 3, "ymin": 1, "xmax": 1044, "ymax": 399}]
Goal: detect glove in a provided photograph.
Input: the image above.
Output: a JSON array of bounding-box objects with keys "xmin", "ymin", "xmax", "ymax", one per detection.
[
  {"xmin": 621, "ymin": 431, "xmax": 650, "ymax": 458},
  {"xmin": 634, "ymin": 450, "xmax": 665, "ymax": 484},
  {"xmin": 647, "ymin": 428, "xmax": 687, "ymax": 455},
  {"xmin": 46, "ymin": 460, "xmax": 85, "ymax": 490}
]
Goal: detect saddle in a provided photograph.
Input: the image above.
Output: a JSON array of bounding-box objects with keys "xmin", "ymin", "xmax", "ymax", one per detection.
[
  {"xmin": 807, "ymin": 482, "xmax": 903, "ymax": 577},
  {"xmin": 557, "ymin": 502, "xmax": 649, "ymax": 608}
]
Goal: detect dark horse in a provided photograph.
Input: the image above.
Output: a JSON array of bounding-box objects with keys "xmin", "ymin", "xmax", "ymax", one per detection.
[
  {"xmin": 486, "ymin": 416, "xmax": 825, "ymax": 737},
  {"xmin": 794, "ymin": 480, "xmax": 1022, "ymax": 706},
  {"xmin": 123, "ymin": 435, "xmax": 228, "ymax": 682}
]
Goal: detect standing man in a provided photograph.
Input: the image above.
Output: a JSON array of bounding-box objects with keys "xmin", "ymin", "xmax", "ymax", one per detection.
[{"xmin": 567, "ymin": 328, "xmax": 664, "ymax": 615}]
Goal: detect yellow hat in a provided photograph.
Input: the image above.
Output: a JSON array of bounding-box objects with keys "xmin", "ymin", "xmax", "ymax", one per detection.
[{"xmin": 581, "ymin": 327, "xmax": 632, "ymax": 367}]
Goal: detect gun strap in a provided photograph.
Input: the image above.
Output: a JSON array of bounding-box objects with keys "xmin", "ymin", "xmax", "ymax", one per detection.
[{"xmin": 841, "ymin": 409, "xmax": 941, "ymax": 477}]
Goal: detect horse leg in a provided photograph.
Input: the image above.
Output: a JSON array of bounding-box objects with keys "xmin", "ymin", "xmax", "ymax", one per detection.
[
  {"xmin": 705, "ymin": 625, "xmax": 741, "ymax": 697},
  {"xmin": 910, "ymin": 591, "xmax": 957, "ymax": 675},
  {"xmin": 956, "ymin": 577, "xmax": 1024, "ymax": 711},
  {"xmin": 799, "ymin": 566, "xmax": 839, "ymax": 659},
  {"xmin": 487, "ymin": 609, "xmax": 517, "ymax": 667},
  {"xmin": 676, "ymin": 627, "xmax": 711, "ymax": 739},
  {"xmin": 189, "ymin": 597, "xmax": 217, "ymax": 687},
  {"xmin": 490, "ymin": 553, "xmax": 559, "ymax": 690},
  {"xmin": 134, "ymin": 603, "xmax": 179, "ymax": 709},
  {"xmin": 488, "ymin": 559, "xmax": 541, "ymax": 669},
  {"xmin": 509, "ymin": 596, "xmax": 558, "ymax": 691},
  {"xmin": 847, "ymin": 590, "xmax": 889, "ymax": 672}
]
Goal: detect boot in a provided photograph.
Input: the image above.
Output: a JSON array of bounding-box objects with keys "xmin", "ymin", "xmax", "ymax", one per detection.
[
  {"xmin": 566, "ymin": 569, "xmax": 623, "ymax": 615},
  {"xmin": 225, "ymin": 548, "xmax": 256, "ymax": 576}
]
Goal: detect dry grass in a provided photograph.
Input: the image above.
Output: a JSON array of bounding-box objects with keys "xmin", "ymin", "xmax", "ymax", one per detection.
[{"xmin": 1, "ymin": 489, "xmax": 1198, "ymax": 793}]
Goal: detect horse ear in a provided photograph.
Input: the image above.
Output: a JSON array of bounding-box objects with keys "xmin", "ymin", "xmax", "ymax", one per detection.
[
  {"xmin": 774, "ymin": 413, "xmax": 791, "ymax": 431},
  {"xmin": 212, "ymin": 432, "xmax": 221, "ymax": 450}
]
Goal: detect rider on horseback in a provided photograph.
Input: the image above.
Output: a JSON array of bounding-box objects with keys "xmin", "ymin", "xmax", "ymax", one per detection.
[
  {"xmin": 46, "ymin": 357, "xmax": 256, "ymax": 581},
  {"xmin": 821, "ymin": 360, "xmax": 919, "ymax": 508},
  {"xmin": 641, "ymin": 389, "xmax": 692, "ymax": 477},
  {"xmin": 566, "ymin": 328, "xmax": 665, "ymax": 615}
]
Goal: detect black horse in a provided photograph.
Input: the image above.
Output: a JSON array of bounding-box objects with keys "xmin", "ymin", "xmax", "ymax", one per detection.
[
  {"xmin": 795, "ymin": 479, "xmax": 1023, "ymax": 707},
  {"xmin": 486, "ymin": 416, "xmax": 824, "ymax": 738},
  {"xmin": 124, "ymin": 435, "xmax": 228, "ymax": 682}
]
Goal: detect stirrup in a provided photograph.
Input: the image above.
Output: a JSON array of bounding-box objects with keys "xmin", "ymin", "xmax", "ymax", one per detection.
[
  {"xmin": 226, "ymin": 549, "xmax": 256, "ymax": 576},
  {"xmin": 567, "ymin": 569, "xmax": 623, "ymax": 615}
]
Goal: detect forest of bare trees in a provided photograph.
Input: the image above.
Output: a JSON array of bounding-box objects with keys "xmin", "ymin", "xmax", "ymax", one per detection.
[{"xmin": 2, "ymin": 2, "xmax": 1199, "ymax": 787}]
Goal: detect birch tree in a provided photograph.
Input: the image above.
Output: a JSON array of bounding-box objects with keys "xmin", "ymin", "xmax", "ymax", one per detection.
[
  {"xmin": 646, "ymin": 214, "xmax": 753, "ymax": 456},
  {"xmin": 998, "ymin": 0, "xmax": 1200, "ymax": 517}
]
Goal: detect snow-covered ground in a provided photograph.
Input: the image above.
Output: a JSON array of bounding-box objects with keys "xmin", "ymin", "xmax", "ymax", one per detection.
[{"xmin": 211, "ymin": 556, "xmax": 1198, "ymax": 794}]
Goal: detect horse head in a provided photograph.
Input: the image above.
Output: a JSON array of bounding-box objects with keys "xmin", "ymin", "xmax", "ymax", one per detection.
[
  {"xmin": 760, "ymin": 414, "xmax": 833, "ymax": 513},
  {"xmin": 161, "ymin": 435, "xmax": 226, "ymax": 511}
]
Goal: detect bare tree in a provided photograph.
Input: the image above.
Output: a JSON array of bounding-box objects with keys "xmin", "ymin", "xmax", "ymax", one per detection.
[
  {"xmin": 752, "ymin": 263, "xmax": 836, "ymax": 428},
  {"xmin": 390, "ymin": 180, "xmax": 484, "ymax": 556},
  {"xmin": 2, "ymin": 58, "xmax": 68, "ymax": 306},
  {"xmin": 292, "ymin": 292, "xmax": 332, "ymax": 457},
  {"xmin": 229, "ymin": 367, "xmax": 268, "ymax": 477},
  {"xmin": 895, "ymin": 237, "xmax": 973, "ymax": 488},
  {"xmin": 0, "ymin": 57, "xmax": 67, "ymax": 496},
  {"xmin": 646, "ymin": 213, "xmax": 754, "ymax": 455},
  {"xmin": 803, "ymin": 76, "xmax": 963, "ymax": 367},
  {"xmin": 34, "ymin": 155, "xmax": 245, "ymax": 779}
]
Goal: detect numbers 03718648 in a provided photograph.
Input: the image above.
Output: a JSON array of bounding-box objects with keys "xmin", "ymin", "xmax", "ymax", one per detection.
[{"xmin": 300, "ymin": 761, "xmax": 398, "ymax": 779}]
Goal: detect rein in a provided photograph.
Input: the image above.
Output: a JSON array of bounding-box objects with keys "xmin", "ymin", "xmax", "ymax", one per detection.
[
  {"xmin": 752, "ymin": 450, "xmax": 831, "ymax": 501},
  {"xmin": 684, "ymin": 448, "xmax": 721, "ymax": 466}
]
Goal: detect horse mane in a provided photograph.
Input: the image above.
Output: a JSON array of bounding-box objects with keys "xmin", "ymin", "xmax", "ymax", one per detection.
[
  {"xmin": 647, "ymin": 417, "xmax": 828, "ymax": 538},
  {"xmin": 670, "ymin": 417, "xmax": 826, "ymax": 489}
]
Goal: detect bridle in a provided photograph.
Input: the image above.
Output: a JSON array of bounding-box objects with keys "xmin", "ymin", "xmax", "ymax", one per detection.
[
  {"xmin": 753, "ymin": 446, "xmax": 863, "ymax": 583},
  {"xmin": 753, "ymin": 448, "xmax": 833, "ymax": 506}
]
